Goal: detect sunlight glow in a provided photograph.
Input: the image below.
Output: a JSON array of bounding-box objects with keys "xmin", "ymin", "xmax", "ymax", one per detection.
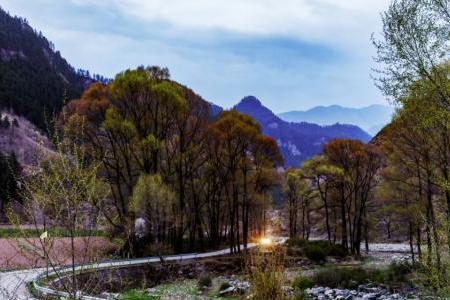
[{"xmin": 259, "ymin": 237, "xmax": 273, "ymax": 246}]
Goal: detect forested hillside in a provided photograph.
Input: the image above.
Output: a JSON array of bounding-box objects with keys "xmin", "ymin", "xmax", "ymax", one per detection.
[{"xmin": 0, "ymin": 7, "xmax": 107, "ymax": 129}]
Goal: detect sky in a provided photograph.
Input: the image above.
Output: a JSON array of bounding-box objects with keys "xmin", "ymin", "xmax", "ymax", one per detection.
[{"xmin": 1, "ymin": 0, "xmax": 391, "ymax": 113}]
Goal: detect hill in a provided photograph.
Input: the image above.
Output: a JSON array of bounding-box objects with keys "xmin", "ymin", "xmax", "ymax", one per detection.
[
  {"xmin": 235, "ymin": 96, "xmax": 372, "ymax": 167},
  {"xmin": 278, "ymin": 104, "xmax": 395, "ymax": 135},
  {"xmin": 0, "ymin": 7, "xmax": 107, "ymax": 130}
]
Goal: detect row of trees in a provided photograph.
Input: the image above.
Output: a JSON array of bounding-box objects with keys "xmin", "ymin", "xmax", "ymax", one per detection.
[
  {"xmin": 283, "ymin": 0, "xmax": 450, "ymax": 294},
  {"xmin": 372, "ymin": 0, "xmax": 450, "ymax": 293},
  {"xmin": 284, "ymin": 140, "xmax": 382, "ymax": 256},
  {"xmin": 62, "ymin": 66, "xmax": 282, "ymax": 256}
]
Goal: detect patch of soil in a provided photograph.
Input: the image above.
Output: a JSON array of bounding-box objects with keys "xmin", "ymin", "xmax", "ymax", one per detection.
[{"xmin": 0, "ymin": 237, "xmax": 115, "ymax": 270}]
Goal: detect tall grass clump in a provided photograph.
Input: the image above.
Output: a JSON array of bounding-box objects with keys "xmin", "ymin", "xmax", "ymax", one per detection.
[{"xmin": 247, "ymin": 245, "xmax": 287, "ymax": 300}]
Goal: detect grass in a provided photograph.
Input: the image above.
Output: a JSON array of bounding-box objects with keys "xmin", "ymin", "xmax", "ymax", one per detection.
[
  {"xmin": 122, "ymin": 279, "xmax": 234, "ymax": 300},
  {"xmin": 122, "ymin": 289, "xmax": 156, "ymax": 300},
  {"xmin": 0, "ymin": 227, "xmax": 109, "ymax": 238}
]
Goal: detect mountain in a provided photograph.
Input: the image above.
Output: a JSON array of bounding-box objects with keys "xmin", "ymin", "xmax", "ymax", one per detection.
[
  {"xmin": 0, "ymin": 7, "xmax": 108, "ymax": 130},
  {"xmin": 278, "ymin": 104, "xmax": 395, "ymax": 135},
  {"xmin": 235, "ymin": 96, "xmax": 372, "ymax": 167}
]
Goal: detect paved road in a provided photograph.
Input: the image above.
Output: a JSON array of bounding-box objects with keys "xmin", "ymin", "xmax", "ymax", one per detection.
[{"xmin": 0, "ymin": 268, "xmax": 44, "ymax": 300}]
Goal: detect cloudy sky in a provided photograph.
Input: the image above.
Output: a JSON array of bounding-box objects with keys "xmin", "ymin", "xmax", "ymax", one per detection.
[{"xmin": 2, "ymin": 0, "xmax": 390, "ymax": 112}]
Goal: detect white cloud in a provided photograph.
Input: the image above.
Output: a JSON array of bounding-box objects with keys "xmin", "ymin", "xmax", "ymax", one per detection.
[{"xmin": 71, "ymin": 0, "xmax": 389, "ymax": 49}]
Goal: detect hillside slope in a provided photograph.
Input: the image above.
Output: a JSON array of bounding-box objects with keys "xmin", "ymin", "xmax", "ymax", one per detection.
[
  {"xmin": 0, "ymin": 7, "xmax": 106, "ymax": 129},
  {"xmin": 235, "ymin": 96, "xmax": 372, "ymax": 167}
]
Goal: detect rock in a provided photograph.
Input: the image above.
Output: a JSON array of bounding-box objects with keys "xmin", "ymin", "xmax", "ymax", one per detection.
[
  {"xmin": 100, "ymin": 292, "xmax": 119, "ymax": 299},
  {"xmin": 219, "ymin": 286, "xmax": 236, "ymax": 295}
]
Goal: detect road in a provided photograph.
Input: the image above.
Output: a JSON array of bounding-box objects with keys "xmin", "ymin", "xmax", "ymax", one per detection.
[
  {"xmin": 0, "ymin": 268, "xmax": 44, "ymax": 300},
  {"xmin": 0, "ymin": 239, "xmax": 407, "ymax": 300}
]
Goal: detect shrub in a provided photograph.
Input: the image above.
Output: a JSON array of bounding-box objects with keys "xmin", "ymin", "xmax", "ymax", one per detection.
[
  {"xmin": 313, "ymin": 267, "xmax": 369, "ymax": 289},
  {"xmin": 303, "ymin": 244, "xmax": 327, "ymax": 262},
  {"xmin": 292, "ymin": 276, "xmax": 314, "ymax": 291},
  {"xmin": 198, "ymin": 274, "xmax": 212, "ymax": 288},
  {"xmin": 286, "ymin": 238, "xmax": 308, "ymax": 248},
  {"xmin": 327, "ymin": 244, "xmax": 348, "ymax": 258},
  {"xmin": 285, "ymin": 239, "xmax": 348, "ymax": 261}
]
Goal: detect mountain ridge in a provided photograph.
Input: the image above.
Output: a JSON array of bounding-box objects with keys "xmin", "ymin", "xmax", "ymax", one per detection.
[
  {"xmin": 0, "ymin": 6, "xmax": 109, "ymax": 130},
  {"xmin": 278, "ymin": 104, "xmax": 395, "ymax": 135},
  {"xmin": 234, "ymin": 96, "xmax": 372, "ymax": 167}
]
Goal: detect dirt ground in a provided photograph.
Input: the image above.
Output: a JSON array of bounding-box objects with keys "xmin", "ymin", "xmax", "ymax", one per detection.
[{"xmin": 0, "ymin": 237, "xmax": 116, "ymax": 270}]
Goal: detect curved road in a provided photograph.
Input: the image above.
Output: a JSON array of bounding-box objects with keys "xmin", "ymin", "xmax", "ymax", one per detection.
[{"xmin": 0, "ymin": 240, "xmax": 409, "ymax": 300}]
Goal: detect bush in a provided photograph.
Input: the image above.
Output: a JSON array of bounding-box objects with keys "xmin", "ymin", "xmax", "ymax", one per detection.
[
  {"xmin": 285, "ymin": 239, "xmax": 348, "ymax": 261},
  {"xmin": 198, "ymin": 274, "xmax": 212, "ymax": 288},
  {"xmin": 292, "ymin": 276, "xmax": 314, "ymax": 291},
  {"xmin": 313, "ymin": 267, "xmax": 369, "ymax": 289},
  {"xmin": 303, "ymin": 244, "xmax": 327, "ymax": 262},
  {"xmin": 286, "ymin": 238, "xmax": 308, "ymax": 248},
  {"xmin": 327, "ymin": 244, "xmax": 348, "ymax": 258}
]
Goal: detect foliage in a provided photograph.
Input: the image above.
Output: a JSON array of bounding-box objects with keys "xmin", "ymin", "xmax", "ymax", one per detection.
[
  {"xmin": 121, "ymin": 289, "xmax": 155, "ymax": 300},
  {"xmin": 63, "ymin": 66, "xmax": 282, "ymax": 256},
  {"xmin": 0, "ymin": 227, "xmax": 108, "ymax": 238},
  {"xmin": 303, "ymin": 244, "xmax": 327, "ymax": 263},
  {"xmin": 286, "ymin": 238, "xmax": 348, "ymax": 261},
  {"xmin": 0, "ymin": 152, "xmax": 20, "ymax": 214},
  {"xmin": 292, "ymin": 276, "xmax": 314, "ymax": 291},
  {"xmin": 7, "ymin": 135, "xmax": 111, "ymax": 298}
]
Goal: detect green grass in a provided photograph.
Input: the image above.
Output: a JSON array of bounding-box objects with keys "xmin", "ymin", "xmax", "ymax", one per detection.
[
  {"xmin": 121, "ymin": 279, "xmax": 238, "ymax": 300},
  {"xmin": 0, "ymin": 227, "xmax": 109, "ymax": 238},
  {"xmin": 122, "ymin": 289, "xmax": 157, "ymax": 300}
]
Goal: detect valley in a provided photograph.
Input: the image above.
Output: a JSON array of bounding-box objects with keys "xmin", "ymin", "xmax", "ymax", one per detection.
[{"xmin": 1, "ymin": 1, "xmax": 450, "ymax": 300}]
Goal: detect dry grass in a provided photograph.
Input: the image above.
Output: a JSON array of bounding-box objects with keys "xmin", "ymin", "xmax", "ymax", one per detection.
[{"xmin": 247, "ymin": 246, "xmax": 287, "ymax": 300}]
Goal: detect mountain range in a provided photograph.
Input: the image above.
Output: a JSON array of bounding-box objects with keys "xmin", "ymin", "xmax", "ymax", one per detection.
[
  {"xmin": 0, "ymin": 7, "xmax": 384, "ymax": 169},
  {"xmin": 279, "ymin": 104, "xmax": 395, "ymax": 136},
  {"xmin": 234, "ymin": 96, "xmax": 372, "ymax": 167}
]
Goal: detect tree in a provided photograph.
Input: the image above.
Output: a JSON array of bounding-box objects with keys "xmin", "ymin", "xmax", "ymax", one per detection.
[
  {"xmin": 323, "ymin": 139, "xmax": 382, "ymax": 256},
  {"xmin": 283, "ymin": 169, "xmax": 317, "ymax": 239},
  {"xmin": 373, "ymin": 0, "xmax": 450, "ymax": 108},
  {"xmin": 8, "ymin": 138, "xmax": 110, "ymax": 298},
  {"xmin": 0, "ymin": 152, "xmax": 21, "ymax": 215}
]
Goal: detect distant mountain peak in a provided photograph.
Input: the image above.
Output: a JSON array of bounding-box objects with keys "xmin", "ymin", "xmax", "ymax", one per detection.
[
  {"xmin": 239, "ymin": 95, "xmax": 262, "ymax": 106},
  {"xmin": 234, "ymin": 96, "xmax": 278, "ymax": 125},
  {"xmin": 234, "ymin": 96, "xmax": 372, "ymax": 167}
]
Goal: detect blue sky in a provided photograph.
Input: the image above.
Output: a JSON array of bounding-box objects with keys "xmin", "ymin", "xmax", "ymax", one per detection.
[{"xmin": 1, "ymin": 0, "xmax": 390, "ymax": 113}]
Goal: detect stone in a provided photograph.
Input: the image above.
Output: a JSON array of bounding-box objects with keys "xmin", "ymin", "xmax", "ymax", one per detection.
[{"xmin": 219, "ymin": 286, "xmax": 236, "ymax": 295}]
